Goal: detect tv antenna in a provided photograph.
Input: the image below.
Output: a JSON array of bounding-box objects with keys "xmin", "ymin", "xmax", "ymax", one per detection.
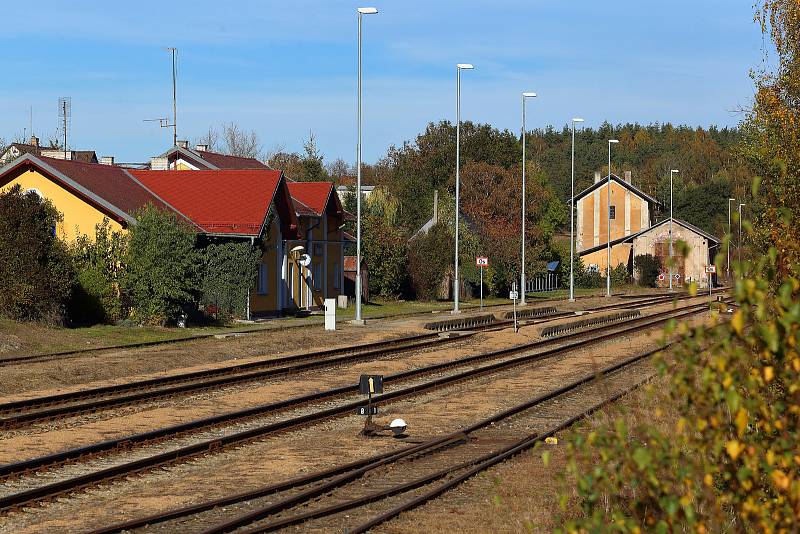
[
  {"xmin": 144, "ymin": 48, "xmax": 178, "ymax": 146},
  {"xmin": 58, "ymin": 97, "xmax": 71, "ymax": 158}
]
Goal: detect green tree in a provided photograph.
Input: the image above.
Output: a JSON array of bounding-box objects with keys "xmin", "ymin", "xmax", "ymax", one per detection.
[
  {"xmin": 361, "ymin": 213, "xmax": 408, "ymax": 299},
  {"xmin": 0, "ymin": 185, "xmax": 74, "ymax": 323},
  {"xmin": 298, "ymin": 132, "xmax": 329, "ymax": 182},
  {"xmin": 121, "ymin": 205, "xmax": 200, "ymax": 326},
  {"xmin": 69, "ymin": 219, "xmax": 127, "ymax": 324},
  {"xmin": 200, "ymin": 241, "xmax": 261, "ymax": 321},
  {"xmin": 408, "ymin": 222, "xmax": 454, "ymax": 300}
]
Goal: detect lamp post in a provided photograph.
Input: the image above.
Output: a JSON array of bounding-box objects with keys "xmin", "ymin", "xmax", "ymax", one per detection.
[
  {"xmin": 520, "ymin": 92, "xmax": 537, "ymax": 305},
  {"xmin": 727, "ymin": 197, "xmax": 736, "ymax": 279},
  {"xmin": 569, "ymin": 117, "xmax": 584, "ymax": 302},
  {"xmin": 738, "ymin": 202, "xmax": 746, "ymax": 268},
  {"xmin": 453, "ymin": 63, "xmax": 474, "ymax": 314},
  {"xmin": 669, "ymin": 169, "xmax": 679, "ymax": 291},
  {"xmin": 606, "ymin": 139, "xmax": 619, "ymax": 298},
  {"xmin": 354, "ymin": 6, "xmax": 378, "ymax": 325}
]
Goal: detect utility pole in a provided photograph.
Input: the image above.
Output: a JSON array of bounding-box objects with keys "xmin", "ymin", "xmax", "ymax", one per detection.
[{"xmin": 167, "ymin": 48, "xmax": 178, "ymax": 147}]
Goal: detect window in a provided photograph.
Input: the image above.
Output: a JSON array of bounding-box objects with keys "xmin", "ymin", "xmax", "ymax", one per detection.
[
  {"xmin": 609, "ymin": 205, "xmax": 616, "ymax": 220},
  {"xmin": 333, "ymin": 263, "xmax": 341, "ymax": 290},
  {"xmin": 313, "ymin": 263, "xmax": 322, "ymax": 291},
  {"xmin": 257, "ymin": 263, "xmax": 268, "ymax": 295},
  {"xmin": 313, "ymin": 243, "xmax": 324, "ymax": 256}
]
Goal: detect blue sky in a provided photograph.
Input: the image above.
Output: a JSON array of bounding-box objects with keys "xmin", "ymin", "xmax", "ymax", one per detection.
[{"xmin": 0, "ymin": 1, "xmax": 766, "ymax": 164}]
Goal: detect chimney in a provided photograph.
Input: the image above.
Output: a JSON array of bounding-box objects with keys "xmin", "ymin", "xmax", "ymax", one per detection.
[
  {"xmin": 624, "ymin": 170, "xmax": 632, "ymax": 184},
  {"xmin": 195, "ymin": 144, "xmax": 208, "ymax": 152},
  {"xmin": 100, "ymin": 156, "xmax": 115, "ymax": 166},
  {"xmin": 30, "ymin": 135, "xmax": 39, "ymax": 148},
  {"xmin": 150, "ymin": 156, "xmax": 169, "ymax": 170},
  {"xmin": 594, "ymin": 171, "xmax": 602, "ymax": 184},
  {"xmin": 433, "ymin": 189, "xmax": 439, "ymax": 224},
  {"xmin": 177, "ymin": 140, "xmax": 189, "ymax": 149}
]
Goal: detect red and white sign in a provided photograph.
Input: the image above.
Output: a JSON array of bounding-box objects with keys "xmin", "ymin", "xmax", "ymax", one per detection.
[
  {"xmin": 705, "ymin": 265, "xmax": 716, "ymax": 274},
  {"xmin": 476, "ymin": 257, "xmax": 489, "ymax": 267},
  {"xmin": 658, "ymin": 273, "xmax": 665, "ymax": 281}
]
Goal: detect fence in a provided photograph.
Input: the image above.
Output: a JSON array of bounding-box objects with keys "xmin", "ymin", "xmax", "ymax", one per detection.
[{"xmin": 526, "ymin": 273, "xmax": 559, "ymax": 293}]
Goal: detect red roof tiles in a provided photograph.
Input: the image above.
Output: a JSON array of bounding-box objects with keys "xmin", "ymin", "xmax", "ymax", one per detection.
[
  {"xmin": 37, "ymin": 157, "xmax": 170, "ymax": 218},
  {"xmin": 130, "ymin": 169, "xmax": 282, "ymax": 236},
  {"xmin": 287, "ymin": 182, "xmax": 336, "ymax": 216}
]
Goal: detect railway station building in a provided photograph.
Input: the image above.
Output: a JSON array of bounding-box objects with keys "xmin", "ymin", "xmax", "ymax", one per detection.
[
  {"xmin": 574, "ymin": 170, "xmax": 720, "ymax": 287},
  {"xmin": 0, "ymin": 151, "xmax": 347, "ymax": 317}
]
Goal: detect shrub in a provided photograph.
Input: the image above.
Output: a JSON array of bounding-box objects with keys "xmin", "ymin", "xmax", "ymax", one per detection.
[
  {"xmin": 121, "ymin": 205, "xmax": 200, "ymax": 326},
  {"xmin": 408, "ymin": 222, "xmax": 454, "ymax": 300},
  {"xmin": 200, "ymin": 241, "xmax": 261, "ymax": 321},
  {"xmin": 0, "ymin": 185, "xmax": 74, "ymax": 323},
  {"xmin": 634, "ymin": 253, "xmax": 661, "ymax": 287},
  {"xmin": 609, "ymin": 262, "xmax": 630, "ymax": 286},
  {"xmin": 69, "ymin": 219, "xmax": 127, "ymax": 324},
  {"xmin": 557, "ymin": 250, "xmax": 800, "ymax": 532},
  {"xmin": 362, "ymin": 214, "xmax": 408, "ymax": 299}
]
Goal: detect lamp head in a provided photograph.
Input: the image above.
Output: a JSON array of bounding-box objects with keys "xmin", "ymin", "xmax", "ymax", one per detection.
[
  {"xmin": 457, "ymin": 63, "xmax": 474, "ymax": 70},
  {"xmin": 290, "ymin": 245, "xmax": 305, "ymax": 254},
  {"xmin": 522, "ymin": 92, "xmax": 537, "ymax": 98},
  {"xmin": 609, "ymin": 139, "xmax": 619, "ymax": 144},
  {"xmin": 357, "ymin": 7, "xmax": 378, "ymax": 14},
  {"xmin": 572, "ymin": 117, "xmax": 584, "ymax": 123},
  {"xmin": 671, "ymin": 169, "xmax": 679, "ymax": 173}
]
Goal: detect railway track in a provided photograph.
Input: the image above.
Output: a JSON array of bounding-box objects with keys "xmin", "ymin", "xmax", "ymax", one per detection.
[
  {"xmin": 0, "ymin": 298, "xmax": 725, "ymax": 514},
  {"xmin": 0, "ymin": 291, "xmax": 716, "ymax": 430},
  {"xmin": 86, "ymin": 341, "xmax": 668, "ymax": 533},
  {"xmin": 0, "ymin": 289, "xmax": 720, "ymax": 367}
]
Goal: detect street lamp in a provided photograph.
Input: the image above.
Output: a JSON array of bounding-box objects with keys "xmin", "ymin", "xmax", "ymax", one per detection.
[
  {"xmin": 520, "ymin": 91, "xmax": 537, "ymax": 305},
  {"xmin": 727, "ymin": 197, "xmax": 736, "ymax": 279},
  {"xmin": 453, "ymin": 62, "xmax": 474, "ymax": 314},
  {"xmin": 669, "ymin": 169, "xmax": 679, "ymax": 291},
  {"xmin": 354, "ymin": 6, "xmax": 378, "ymax": 325},
  {"xmin": 738, "ymin": 202, "xmax": 746, "ymax": 267},
  {"xmin": 569, "ymin": 118, "xmax": 584, "ymax": 302},
  {"xmin": 606, "ymin": 139, "xmax": 619, "ymax": 298}
]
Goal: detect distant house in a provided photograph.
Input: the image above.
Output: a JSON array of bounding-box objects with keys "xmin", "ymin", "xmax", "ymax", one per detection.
[
  {"xmin": 148, "ymin": 141, "xmax": 271, "ymax": 171},
  {"xmin": 343, "ymin": 255, "xmax": 369, "ymax": 303},
  {"xmin": 335, "ymin": 184, "xmax": 376, "ymax": 204},
  {"xmin": 0, "ymin": 136, "xmax": 98, "ymax": 165}
]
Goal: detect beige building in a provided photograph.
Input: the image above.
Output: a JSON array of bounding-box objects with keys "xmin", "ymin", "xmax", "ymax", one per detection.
[
  {"xmin": 630, "ymin": 218, "xmax": 720, "ymax": 288},
  {"xmin": 575, "ymin": 171, "xmax": 661, "ymax": 274}
]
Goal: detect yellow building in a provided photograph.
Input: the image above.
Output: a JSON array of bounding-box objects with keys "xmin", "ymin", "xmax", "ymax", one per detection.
[
  {"xmin": 0, "ymin": 154, "xmax": 170, "ymax": 241},
  {"xmin": 575, "ymin": 171, "xmax": 662, "ymax": 274},
  {"xmin": 142, "ymin": 143, "xmax": 348, "ymax": 313}
]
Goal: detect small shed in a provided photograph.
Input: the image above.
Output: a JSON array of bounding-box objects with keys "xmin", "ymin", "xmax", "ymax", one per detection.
[{"xmin": 344, "ymin": 256, "xmax": 369, "ymax": 303}]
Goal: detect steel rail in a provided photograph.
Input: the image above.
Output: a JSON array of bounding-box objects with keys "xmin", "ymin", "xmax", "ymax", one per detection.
[
  {"xmin": 0, "ymin": 300, "xmax": 721, "ymax": 513},
  {"xmin": 0, "ymin": 291, "xmax": 712, "ymax": 427},
  {"xmin": 0, "ymin": 298, "xmax": 711, "ymax": 481}
]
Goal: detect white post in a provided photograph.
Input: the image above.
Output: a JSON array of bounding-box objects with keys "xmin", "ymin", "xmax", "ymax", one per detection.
[
  {"xmin": 606, "ymin": 139, "xmax": 618, "ymax": 297},
  {"xmin": 480, "ymin": 265, "xmax": 483, "ymax": 310},
  {"xmin": 453, "ymin": 63, "xmax": 474, "ymax": 314},
  {"xmin": 520, "ymin": 92, "xmax": 536, "ymax": 306},
  {"xmin": 727, "ymin": 197, "xmax": 735, "ymax": 280},
  {"xmin": 354, "ymin": 7, "xmax": 377, "ymax": 325}
]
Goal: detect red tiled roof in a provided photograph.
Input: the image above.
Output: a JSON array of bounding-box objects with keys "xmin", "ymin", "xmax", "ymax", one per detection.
[
  {"xmin": 197, "ymin": 151, "xmax": 270, "ymax": 170},
  {"xmin": 37, "ymin": 156, "xmax": 170, "ymax": 218},
  {"xmin": 287, "ymin": 182, "xmax": 335, "ymax": 216},
  {"xmin": 130, "ymin": 169, "xmax": 282, "ymax": 236}
]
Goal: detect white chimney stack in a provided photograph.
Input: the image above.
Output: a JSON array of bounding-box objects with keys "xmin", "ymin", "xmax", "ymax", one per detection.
[
  {"xmin": 150, "ymin": 156, "xmax": 169, "ymax": 170},
  {"xmin": 624, "ymin": 170, "xmax": 632, "ymax": 184},
  {"xmin": 177, "ymin": 140, "xmax": 189, "ymax": 149},
  {"xmin": 195, "ymin": 144, "xmax": 209, "ymax": 152},
  {"xmin": 594, "ymin": 171, "xmax": 602, "ymax": 184},
  {"xmin": 100, "ymin": 156, "xmax": 115, "ymax": 166}
]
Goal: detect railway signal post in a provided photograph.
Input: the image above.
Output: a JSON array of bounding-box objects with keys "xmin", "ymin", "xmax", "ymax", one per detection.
[
  {"xmin": 359, "ymin": 374, "xmax": 383, "ymax": 435},
  {"xmin": 476, "ymin": 256, "xmax": 489, "ymax": 310}
]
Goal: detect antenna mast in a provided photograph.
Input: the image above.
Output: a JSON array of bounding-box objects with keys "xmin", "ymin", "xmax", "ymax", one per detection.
[
  {"xmin": 167, "ymin": 47, "xmax": 177, "ymax": 146},
  {"xmin": 58, "ymin": 97, "xmax": 71, "ymax": 159}
]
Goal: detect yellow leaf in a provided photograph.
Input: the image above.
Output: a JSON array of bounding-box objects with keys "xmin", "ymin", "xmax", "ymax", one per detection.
[
  {"xmin": 771, "ymin": 470, "xmax": 790, "ymax": 491},
  {"xmin": 735, "ymin": 409, "xmax": 749, "ymax": 437},
  {"xmin": 704, "ymin": 473, "xmax": 714, "ymax": 487},
  {"xmin": 731, "ymin": 310, "xmax": 745, "ymax": 335},
  {"xmin": 726, "ymin": 440, "xmax": 744, "ymax": 460},
  {"xmin": 764, "ymin": 366, "xmax": 774, "ymax": 382}
]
